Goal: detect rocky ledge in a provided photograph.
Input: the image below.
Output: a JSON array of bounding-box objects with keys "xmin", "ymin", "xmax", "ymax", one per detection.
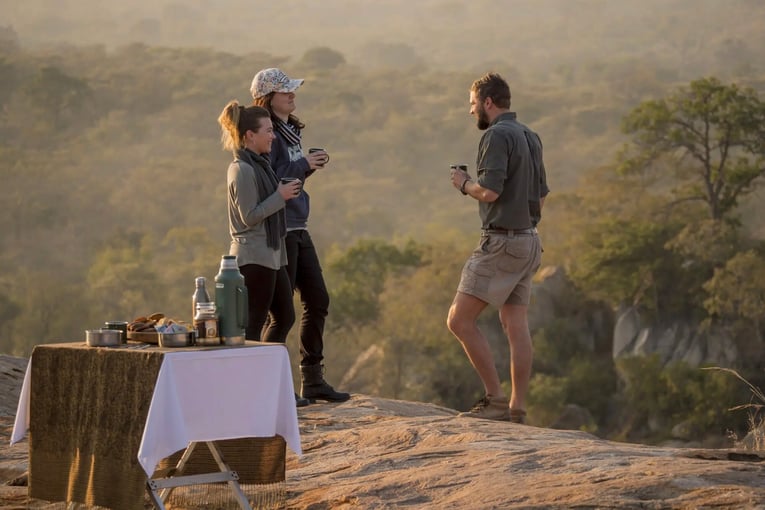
[{"xmin": 1, "ymin": 355, "xmax": 764, "ymax": 509}]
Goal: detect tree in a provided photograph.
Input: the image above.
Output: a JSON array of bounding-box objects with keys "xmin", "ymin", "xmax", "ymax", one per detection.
[
  {"xmin": 566, "ymin": 78, "xmax": 765, "ymax": 319},
  {"xmin": 324, "ymin": 238, "xmax": 480, "ymax": 408},
  {"xmin": 371, "ymin": 242, "xmax": 473, "ymax": 405},
  {"xmin": 325, "ymin": 239, "xmax": 423, "ymax": 329},
  {"xmin": 0, "ymin": 287, "xmax": 20, "ymax": 352},
  {"xmin": 300, "ymin": 46, "xmax": 346, "ymax": 69},
  {"xmin": 0, "ymin": 57, "xmax": 19, "ymax": 112},
  {"xmin": 22, "ymin": 66, "xmax": 94, "ymax": 131},
  {"xmin": 665, "ymin": 218, "xmax": 741, "ymax": 268},
  {"xmin": 85, "ymin": 230, "xmax": 161, "ymax": 322},
  {"xmin": 0, "ymin": 25, "xmax": 19, "ymax": 53},
  {"xmin": 2, "ymin": 268, "xmax": 84, "ymax": 356},
  {"xmin": 620, "ymin": 77, "xmax": 765, "ymax": 221},
  {"xmin": 559, "ymin": 161, "xmax": 695, "ymax": 317},
  {"xmin": 703, "ymin": 250, "xmax": 765, "ymax": 344},
  {"xmin": 570, "ymin": 217, "xmax": 689, "ymax": 317},
  {"xmin": 617, "ymin": 78, "xmax": 765, "ymax": 322},
  {"xmin": 358, "ymin": 42, "xmax": 423, "ymax": 70},
  {"xmin": 614, "ymin": 354, "xmax": 747, "ymax": 443}
]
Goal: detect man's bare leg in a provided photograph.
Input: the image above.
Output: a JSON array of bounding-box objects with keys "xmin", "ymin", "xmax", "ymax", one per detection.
[
  {"xmin": 447, "ymin": 291, "xmax": 503, "ymax": 397},
  {"xmin": 499, "ymin": 302, "xmax": 533, "ymax": 411}
]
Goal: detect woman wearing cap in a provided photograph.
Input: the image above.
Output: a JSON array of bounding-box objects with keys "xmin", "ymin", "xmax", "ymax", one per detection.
[
  {"xmin": 251, "ymin": 67, "xmax": 350, "ymax": 403},
  {"xmin": 217, "ymin": 100, "xmax": 304, "ymax": 386}
]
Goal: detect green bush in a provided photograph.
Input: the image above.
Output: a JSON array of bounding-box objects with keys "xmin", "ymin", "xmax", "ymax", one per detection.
[
  {"xmin": 616, "ymin": 355, "xmax": 749, "ymax": 442},
  {"xmin": 566, "ymin": 357, "xmax": 618, "ymax": 424},
  {"xmin": 529, "ymin": 319, "xmax": 617, "ymax": 431},
  {"xmin": 527, "ymin": 373, "xmax": 568, "ymax": 426}
]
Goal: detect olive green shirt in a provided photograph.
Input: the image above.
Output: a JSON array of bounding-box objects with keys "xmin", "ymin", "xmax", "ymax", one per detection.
[{"xmin": 475, "ymin": 112, "xmax": 549, "ymax": 229}]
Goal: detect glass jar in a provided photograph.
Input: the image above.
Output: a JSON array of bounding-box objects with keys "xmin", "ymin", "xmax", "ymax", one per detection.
[{"xmin": 194, "ymin": 302, "xmax": 220, "ymax": 345}]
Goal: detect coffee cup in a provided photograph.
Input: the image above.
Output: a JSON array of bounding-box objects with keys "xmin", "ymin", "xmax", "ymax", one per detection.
[
  {"xmin": 280, "ymin": 177, "xmax": 302, "ymax": 196},
  {"xmin": 308, "ymin": 147, "xmax": 330, "ymax": 165}
]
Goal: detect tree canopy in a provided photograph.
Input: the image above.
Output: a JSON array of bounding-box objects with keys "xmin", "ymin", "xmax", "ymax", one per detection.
[
  {"xmin": 1, "ymin": 32, "xmax": 764, "ymax": 445},
  {"xmin": 620, "ymin": 77, "xmax": 765, "ymax": 221}
]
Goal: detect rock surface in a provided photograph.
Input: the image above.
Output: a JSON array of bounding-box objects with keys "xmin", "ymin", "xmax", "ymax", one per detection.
[
  {"xmin": 2, "ymin": 354, "xmax": 765, "ymax": 509},
  {"xmin": 612, "ymin": 305, "xmax": 741, "ymax": 368},
  {"xmin": 531, "ymin": 266, "xmax": 753, "ymax": 369}
]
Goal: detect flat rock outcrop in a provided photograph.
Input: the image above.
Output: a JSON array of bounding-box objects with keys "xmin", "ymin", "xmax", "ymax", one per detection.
[{"xmin": 1, "ymin": 355, "xmax": 764, "ymax": 509}]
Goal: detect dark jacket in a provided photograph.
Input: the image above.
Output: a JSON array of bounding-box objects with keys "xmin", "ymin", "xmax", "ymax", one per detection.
[{"xmin": 269, "ymin": 131, "xmax": 313, "ymax": 229}]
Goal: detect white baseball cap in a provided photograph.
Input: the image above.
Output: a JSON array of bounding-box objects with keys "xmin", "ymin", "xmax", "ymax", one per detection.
[{"xmin": 250, "ymin": 68, "xmax": 304, "ymax": 99}]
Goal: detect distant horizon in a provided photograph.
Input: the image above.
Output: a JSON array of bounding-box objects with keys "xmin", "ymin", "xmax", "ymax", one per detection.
[{"xmin": 3, "ymin": 0, "xmax": 763, "ymax": 79}]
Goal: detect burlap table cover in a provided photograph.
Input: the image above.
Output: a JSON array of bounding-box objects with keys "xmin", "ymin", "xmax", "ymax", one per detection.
[
  {"xmin": 29, "ymin": 343, "xmax": 162, "ymax": 509},
  {"xmin": 27, "ymin": 342, "xmax": 287, "ymax": 510}
]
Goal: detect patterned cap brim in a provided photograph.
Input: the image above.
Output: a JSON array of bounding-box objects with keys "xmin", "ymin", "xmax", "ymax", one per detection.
[{"xmin": 275, "ymin": 78, "xmax": 304, "ymax": 93}]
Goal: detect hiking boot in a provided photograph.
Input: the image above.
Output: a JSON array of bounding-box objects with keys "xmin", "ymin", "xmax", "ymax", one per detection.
[
  {"xmin": 458, "ymin": 395, "xmax": 511, "ymax": 421},
  {"xmin": 300, "ymin": 364, "xmax": 351, "ymax": 402},
  {"xmin": 509, "ymin": 409, "xmax": 527, "ymax": 424},
  {"xmin": 295, "ymin": 393, "xmax": 311, "ymax": 407}
]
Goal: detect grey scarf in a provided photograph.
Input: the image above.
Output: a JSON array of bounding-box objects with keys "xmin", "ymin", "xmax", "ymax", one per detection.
[{"xmin": 235, "ymin": 149, "xmax": 285, "ymax": 250}]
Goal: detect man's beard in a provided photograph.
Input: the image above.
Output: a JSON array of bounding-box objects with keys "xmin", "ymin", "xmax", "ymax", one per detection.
[{"xmin": 476, "ymin": 107, "xmax": 490, "ymax": 130}]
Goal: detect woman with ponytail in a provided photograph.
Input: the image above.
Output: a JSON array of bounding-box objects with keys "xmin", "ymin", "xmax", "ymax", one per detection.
[{"xmin": 217, "ymin": 101, "xmax": 305, "ymax": 372}]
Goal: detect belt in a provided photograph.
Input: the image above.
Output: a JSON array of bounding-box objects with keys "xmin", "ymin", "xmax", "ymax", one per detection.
[{"xmin": 482, "ymin": 227, "xmax": 536, "ymax": 236}]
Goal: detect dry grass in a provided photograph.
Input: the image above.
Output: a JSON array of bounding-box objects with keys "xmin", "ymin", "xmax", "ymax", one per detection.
[{"xmin": 704, "ymin": 367, "xmax": 765, "ymax": 451}]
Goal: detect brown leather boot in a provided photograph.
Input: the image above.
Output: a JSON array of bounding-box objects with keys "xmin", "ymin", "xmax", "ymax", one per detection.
[{"xmin": 458, "ymin": 395, "xmax": 511, "ymax": 421}]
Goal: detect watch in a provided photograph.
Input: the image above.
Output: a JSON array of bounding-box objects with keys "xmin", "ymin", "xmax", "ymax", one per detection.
[{"xmin": 460, "ymin": 178, "xmax": 470, "ymax": 196}]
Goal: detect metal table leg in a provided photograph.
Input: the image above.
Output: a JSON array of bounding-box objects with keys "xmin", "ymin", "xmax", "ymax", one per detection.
[{"xmin": 147, "ymin": 441, "xmax": 252, "ymax": 510}]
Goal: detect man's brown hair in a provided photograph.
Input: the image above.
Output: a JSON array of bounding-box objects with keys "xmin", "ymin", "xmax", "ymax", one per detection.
[{"xmin": 471, "ymin": 73, "xmax": 511, "ymax": 109}]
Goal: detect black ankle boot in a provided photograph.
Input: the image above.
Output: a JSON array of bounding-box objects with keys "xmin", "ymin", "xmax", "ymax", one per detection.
[
  {"xmin": 295, "ymin": 393, "xmax": 311, "ymax": 407},
  {"xmin": 300, "ymin": 364, "xmax": 350, "ymax": 402}
]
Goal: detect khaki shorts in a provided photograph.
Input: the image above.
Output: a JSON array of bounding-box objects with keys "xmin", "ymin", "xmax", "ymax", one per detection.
[{"xmin": 457, "ymin": 231, "xmax": 542, "ymax": 307}]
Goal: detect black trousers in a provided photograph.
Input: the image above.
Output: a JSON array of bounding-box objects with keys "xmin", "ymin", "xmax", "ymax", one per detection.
[
  {"xmin": 284, "ymin": 230, "xmax": 329, "ymax": 366},
  {"xmin": 239, "ymin": 264, "xmax": 295, "ymax": 342}
]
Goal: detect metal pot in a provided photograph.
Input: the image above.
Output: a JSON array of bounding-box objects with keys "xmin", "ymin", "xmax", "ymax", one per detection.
[
  {"xmin": 86, "ymin": 329, "xmax": 123, "ymax": 347},
  {"xmin": 158, "ymin": 331, "xmax": 195, "ymax": 348}
]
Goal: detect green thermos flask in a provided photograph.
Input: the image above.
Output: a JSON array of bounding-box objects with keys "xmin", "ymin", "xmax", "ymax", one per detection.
[{"xmin": 214, "ymin": 255, "xmax": 248, "ymax": 345}]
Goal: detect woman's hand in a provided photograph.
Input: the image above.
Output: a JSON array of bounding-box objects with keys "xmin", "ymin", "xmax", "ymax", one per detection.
[
  {"xmin": 305, "ymin": 150, "xmax": 329, "ymax": 170},
  {"xmin": 278, "ymin": 178, "xmax": 302, "ymax": 200}
]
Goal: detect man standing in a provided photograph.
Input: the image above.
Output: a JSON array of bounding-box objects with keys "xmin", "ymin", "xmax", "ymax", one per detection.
[{"xmin": 447, "ymin": 73, "xmax": 549, "ymax": 424}]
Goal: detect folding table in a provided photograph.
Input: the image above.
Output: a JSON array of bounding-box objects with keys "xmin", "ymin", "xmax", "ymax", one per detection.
[{"xmin": 11, "ymin": 341, "xmax": 302, "ymax": 510}]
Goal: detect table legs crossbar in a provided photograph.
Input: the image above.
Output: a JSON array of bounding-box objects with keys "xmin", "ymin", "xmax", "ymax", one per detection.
[{"xmin": 147, "ymin": 441, "xmax": 252, "ymax": 510}]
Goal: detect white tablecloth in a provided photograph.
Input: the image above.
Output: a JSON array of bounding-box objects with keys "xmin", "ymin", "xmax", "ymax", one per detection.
[
  {"xmin": 10, "ymin": 361, "xmax": 31, "ymax": 445},
  {"xmin": 11, "ymin": 343, "xmax": 302, "ymax": 476}
]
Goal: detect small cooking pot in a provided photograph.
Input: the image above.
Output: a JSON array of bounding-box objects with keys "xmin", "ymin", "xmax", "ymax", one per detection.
[
  {"xmin": 86, "ymin": 329, "xmax": 123, "ymax": 347},
  {"xmin": 158, "ymin": 331, "xmax": 195, "ymax": 348}
]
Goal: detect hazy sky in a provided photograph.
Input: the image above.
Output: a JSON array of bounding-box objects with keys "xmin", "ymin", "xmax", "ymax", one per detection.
[{"xmin": 3, "ymin": 0, "xmax": 763, "ymax": 75}]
